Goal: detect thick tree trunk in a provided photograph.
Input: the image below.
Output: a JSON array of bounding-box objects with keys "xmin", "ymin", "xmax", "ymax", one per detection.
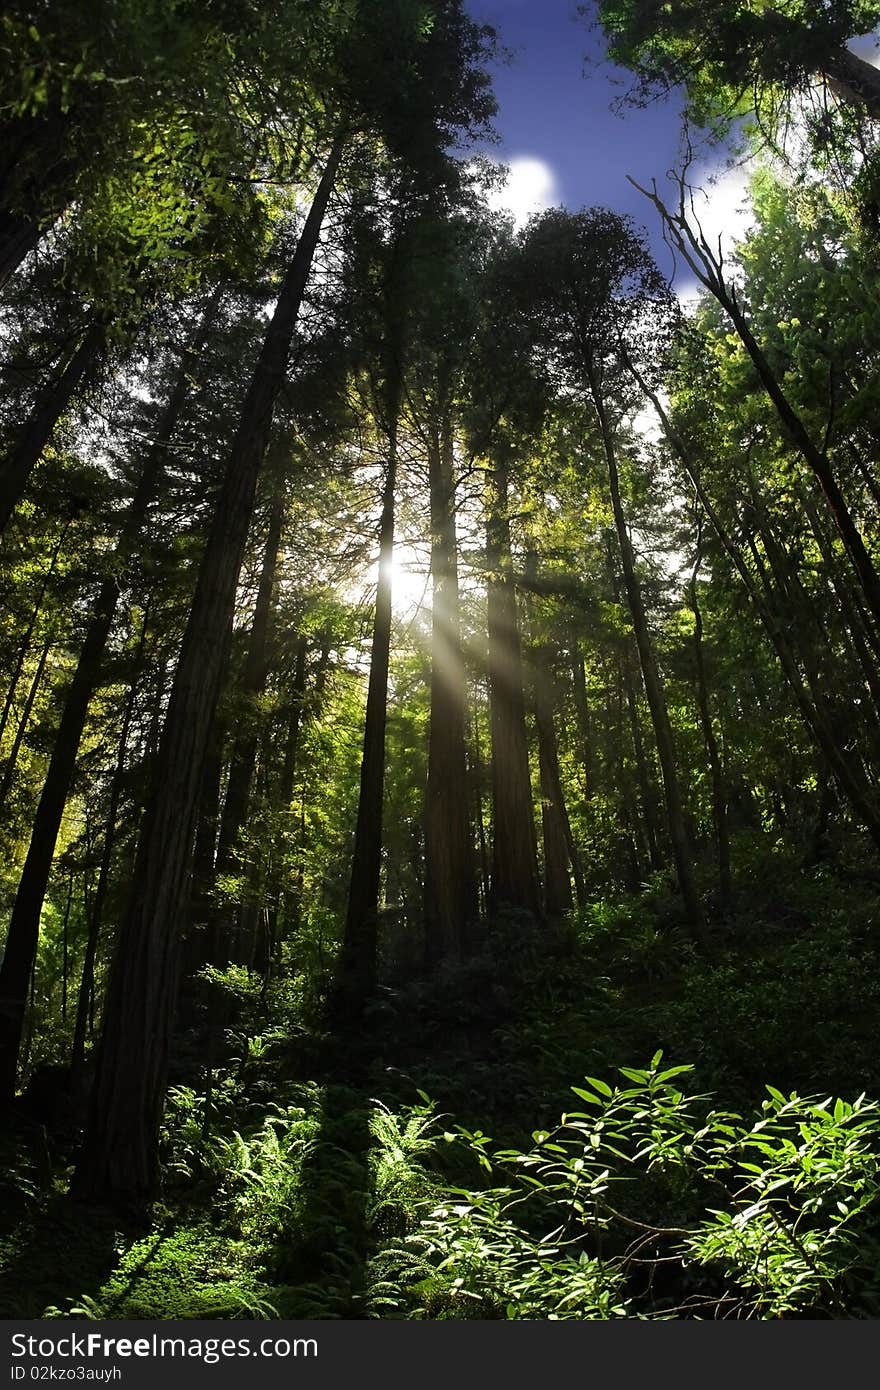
[
  {"xmin": 485, "ymin": 453, "xmax": 541, "ymax": 917},
  {"xmin": 588, "ymin": 365, "xmax": 706, "ymax": 943},
  {"xmin": 533, "ymin": 650, "xmax": 580, "ymax": 914},
  {"xmin": 822, "ymin": 45, "xmax": 880, "ymax": 120},
  {"xmin": 71, "ymin": 140, "xmax": 343, "ymax": 1203},
  {"xmin": 0, "ymin": 321, "xmax": 105, "ymax": 534},
  {"xmin": 424, "ymin": 418, "xmax": 477, "ymax": 962}
]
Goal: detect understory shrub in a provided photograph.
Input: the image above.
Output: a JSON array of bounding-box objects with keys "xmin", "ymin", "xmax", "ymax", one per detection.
[{"xmin": 372, "ymin": 1056, "xmax": 880, "ymax": 1318}]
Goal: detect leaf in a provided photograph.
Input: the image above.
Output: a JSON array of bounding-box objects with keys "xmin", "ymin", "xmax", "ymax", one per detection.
[
  {"xmin": 657, "ymin": 1065, "xmax": 695, "ymax": 1082},
  {"xmin": 583, "ymin": 1076, "xmax": 613, "ymax": 1097},
  {"xmin": 570, "ymin": 1087, "xmax": 603, "ymax": 1106}
]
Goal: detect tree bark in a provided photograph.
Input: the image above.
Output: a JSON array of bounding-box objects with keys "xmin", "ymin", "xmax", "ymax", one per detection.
[
  {"xmin": 70, "ymin": 608, "xmax": 149, "ymax": 1084},
  {"xmin": 0, "ymin": 629, "xmax": 52, "ymax": 813},
  {"xmin": 210, "ymin": 482, "xmax": 285, "ymax": 966},
  {"xmin": 630, "ymin": 185, "xmax": 880, "ymax": 634},
  {"xmin": 485, "ymin": 451, "xmax": 541, "ymax": 917},
  {"xmin": 533, "ymin": 649, "xmax": 582, "ymax": 913},
  {"xmin": 424, "ymin": 416, "xmax": 477, "ymax": 961},
  {"xmin": 0, "ymin": 523, "xmax": 68, "ymax": 748}
]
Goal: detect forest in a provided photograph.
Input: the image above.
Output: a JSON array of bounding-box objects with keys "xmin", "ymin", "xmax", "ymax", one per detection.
[{"xmin": 2, "ymin": 0, "xmax": 880, "ymax": 1323}]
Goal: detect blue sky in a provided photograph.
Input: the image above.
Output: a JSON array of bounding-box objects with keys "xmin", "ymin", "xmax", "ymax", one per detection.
[
  {"xmin": 464, "ymin": 0, "xmax": 880, "ymax": 291},
  {"xmin": 465, "ymin": 0, "xmax": 695, "ymax": 278}
]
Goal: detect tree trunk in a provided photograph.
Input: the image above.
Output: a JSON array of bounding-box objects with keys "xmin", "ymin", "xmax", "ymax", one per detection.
[
  {"xmin": 210, "ymin": 482, "xmax": 285, "ymax": 966},
  {"xmin": 485, "ymin": 451, "xmax": 541, "ymax": 917},
  {"xmin": 71, "ymin": 139, "xmax": 343, "ymax": 1203},
  {"xmin": 587, "ymin": 362, "xmax": 706, "ymax": 943},
  {"xmin": 822, "ymin": 44, "xmax": 880, "ymax": 120},
  {"xmin": 0, "ymin": 321, "xmax": 105, "ymax": 534},
  {"xmin": 0, "ymin": 629, "xmax": 52, "ymax": 813},
  {"xmin": 689, "ymin": 533, "xmax": 732, "ymax": 914},
  {"xmin": 424, "ymin": 417, "xmax": 477, "ymax": 962},
  {"xmin": 570, "ymin": 644, "xmax": 596, "ymax": 799},
  {"xmin": 641, "ymin": 377, "xmax": 880, "ymax": 849},
  {"xmin": 0, "ymin": 110, "xmax": 80, "ymax": 288},
  {"xmin": 630, "ymin": 190, "xmax": 880, "ymax": 634},
  {"xmin": 339, "ymin": 415, "xmax": 399, "ymax": 998},
  {"xmin": 533, "ymin": 648, "xmax": 578, "ymax": 914},
  {"xmin": 70, "ymin": 609, "xmax": 149, "ymax": 1084},
  {"xmin": 0, "ymin": 523, "xmax": 68, "ymax": 747}
]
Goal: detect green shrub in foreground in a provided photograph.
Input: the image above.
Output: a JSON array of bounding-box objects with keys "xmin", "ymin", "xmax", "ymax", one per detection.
[{"xmin": 372, "ymin": 1057, "xmax": 880, "ymax": 1318}]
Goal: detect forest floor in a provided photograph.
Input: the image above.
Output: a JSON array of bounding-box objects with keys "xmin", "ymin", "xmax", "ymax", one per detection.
[{"xmin": 2, "ymin": 834, "xmax": 880, "ymax": 1320}]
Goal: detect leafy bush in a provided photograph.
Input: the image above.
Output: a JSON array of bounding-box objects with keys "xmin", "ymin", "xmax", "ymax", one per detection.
[{"xmin": 373, "ymin": 1057, "xmax": 880, "ymax": 1318}]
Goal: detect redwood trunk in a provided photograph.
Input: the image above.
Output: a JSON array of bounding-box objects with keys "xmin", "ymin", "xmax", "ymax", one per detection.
[
  {"xmin": 424, "ymin": 419, "xmax": 477, "ymax": 961},
  {"xmin": 485, "ymin": 453, "xmax": 541, "ymax": 917},
  {"xmin": 339, "ymin": 419, "xmax": 399, "ymax": 997}
]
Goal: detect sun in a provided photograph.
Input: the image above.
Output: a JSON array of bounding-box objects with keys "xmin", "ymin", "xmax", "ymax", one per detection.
[{"xmin": 389, "ymin": 544, "xmax": 430, "ymax": 617}]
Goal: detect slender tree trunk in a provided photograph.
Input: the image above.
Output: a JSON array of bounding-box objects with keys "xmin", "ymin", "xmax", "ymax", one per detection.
[
  {"xmin": 70, "ymin": 609, "xmax": 149, "ymax": 1085},
  {"xmin": 60, "ymin": 868, "xmax": 73, "ymax": 1028},
  {"xmin": 0, "ymin": 321, "xmax": 105, "ymax": 534},
  {"xmin": 0, "ymin": 629, "xmax": 52, "ymax": 812},
  {"xmin": 797, "ymin": 480, "xmax": 880, "ymax": 704},
  {"xmin": 570, "ymin": 644, "xmax": 596, "ymax": 798},
  {"xmin": 589, "ymin": 364, "xmax": 706, "ymax": 939},
  {"xmin": 272, "ymin": 633, "xmax": 312, "ymax": 943},
  {"xmin": 424, "ymin": 418, "xmax": 477, "ymax": 962},
  {"xmin": 641, "ymin": 379, "xmax": 880, "ymax": 848},
  {"xmin": 339, "ymin": 415, "xmax": 399, "ymax": 997},
  {"xmin": 588, "ymin": 365, "xmax": 706, "ymax": 942},
  {"xmin": 210, "ymin": 482, "xmax": 285, "ymax": 966},
  {"xmin": 631, "ymin": 192, "xmax": 880, "ymax": 633},
  {"xmin": 619, "ymin": 644, "xmax": 663, "ymax": 871},
  {"xmin": 689, "ymin": 533, "xmax": 732, "ymax": 913},
  {"xmin": 0, "ymin": 523, "xmax": 68, "ymax": 747},
  {"xmin": 71, "ymin": 139, "xmax": 344, "ymax": 1203},
  {"xmin": 485, "ymin": 452, "xmax": 541, "ymax": 917},
  {"xmin": 471, "ymin": 702, "xmax": 491, "ymax": 914}
]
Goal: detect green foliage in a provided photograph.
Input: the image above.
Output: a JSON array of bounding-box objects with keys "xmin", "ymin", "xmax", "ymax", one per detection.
[
  {"xmin": 46, "ymin": 1225, "xmax": 282, "ymax": 1320},
  {"xmin": 378, "ymin": 1057, "xmax": 880, "ymax": 1318}
]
